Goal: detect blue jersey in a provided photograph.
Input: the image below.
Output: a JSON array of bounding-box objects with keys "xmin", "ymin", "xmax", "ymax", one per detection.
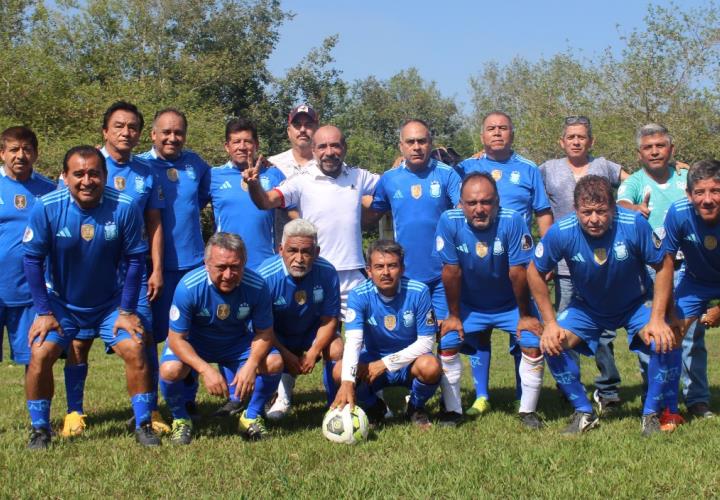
[
  {"xmin": 136, "ymin": 148, "xmax": 210, "ymax": 271},
  {"xmin": 258, "ymin": 254, "xmax": 340, "ymax": 343},
  {"xmin": 435, "ymin": 207, "xmax": 533, "ymax": 313},
  {"xmin": 534, "ymin": 207, "xmax": 662, "ymax": 318},
  {"xmin": 23, "ymin": 187, "xmax": 147, "ymax": 313},
  {"xmin": 662, "ymin": 198, "xmax": 720, "ymax": 285},
  {"xmin": 0, "ymin": 170, "xmax": 56, "ymax": 306},
  {"xmin": 370, "ymin": 160, "xmax": 461, "ymax": 283},
  {"xmin": 103, "ymin": 148, "xmax": 164, "ymax": 213},
  {"xmin": 168, "ymin": 266, "xmax": 273, "ymax": 357},
  {"xmin": 344, "ymin": 277, "xmax": 436, "ymax": 357},
  {"xmin": 456, "ymin": 152, "xmax": 550, "ymax": 227},
  {"xmin": 205, "ymin": 161, "xmax": 285, "ymax": 270}
]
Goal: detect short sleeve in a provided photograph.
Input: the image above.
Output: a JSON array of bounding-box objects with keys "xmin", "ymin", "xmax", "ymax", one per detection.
[
  {"xmin": 275, "ymin": 175, "xmax": 302, "ymax": 209},
  {"xmin": 320, "ymin": 266, "xmax": 341, "ymax": 318},
  {"xmin": 530, "ymin": 168, "xmax": 551, "ymax": 212},
  {"xmin": 122, "ymin": 203, "xmax": 149, "ymax": 256},
  {"xmin": 369, "ymin": 175, "xmax": 390, "ymax": 213},
  {"xmin": 434, "ymin": 212, "xmax": 459, "ymax": 265},
  {"xmin": 250, "ymin": 280, "xmax": 274, "ymax": 331},
  {"xmin": 169, "ymin": 283, "xmax": 194, "ymax": 335},
  {"xmin": 635, "ymin": 213, "xmax": 664, "ymax": 265},
  {"xmin": 446, "ymin": 168, "xmax": 462, "ymax": 206},
  {"xmin": 197, "ymin": 164, "xmax": 212, "ymax": 209},
  {"xmin": 360, "ymin": 169, "xmax": 379, "ymax": 196},
  {"xmin": 22, "ymin": 202, "xmax": 50, "ymax": 257},
  {"xmin": 533, "ymin": 224, "xmax": 564, "ymax": 274},
  {"xmin": 661, "ymin": 203, "xmax": 682, "ymax": 256},
  {"xmin": 506, "ymin": 214, "xmax": 533, "ymax": 267},
  {"xmin": 617, "ymin": 175, "xmax": 641, "ymax": 203},
  {"xmin": 147, "ymin": 172, "xmax": 165, "ymax": 210},
  {"xmin": 344, "ymin": 289, "xmax": 366, "ymax": 331},
  {"xmin": 415, "ymin": 286, "xmax": 437, "ymax": 337}
]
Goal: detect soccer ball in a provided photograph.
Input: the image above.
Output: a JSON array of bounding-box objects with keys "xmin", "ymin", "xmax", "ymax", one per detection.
[{"xmin": 321, "ymin": 405, "xmax": 369, "ymax": 444}]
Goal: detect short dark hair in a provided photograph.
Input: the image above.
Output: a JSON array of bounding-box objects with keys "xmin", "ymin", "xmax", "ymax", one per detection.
[
  {"xmin": 366, "ymin": 239, "xmax": 405, "ymax": 267},
  {"xmin": 62, "ymin": 145, "xmax": 106, "ymax": 174},
  {"xmin": 461, "ymin": 171, "xmax": 498, "ymax": 199},
  {"xmin": 152, "ymin": 108, "xmax": 188, "ymax": 131},
  {"xmin": 687, "ymin": 160, "xmax": 720, "ymax": 192},
  {"xmin": 102, "ymin": 101, "xmax": 144, "ymax": 132},
  {"xmin": 0, "ymin": 126, "xmax": 38, "ymax": 152},
  {"xmin": 481, "ymin": 111, "xmax": 513, "ymax": 132},
  {"xmin": 574, "ymin": 175, "xmax": 614, "ymax": 208},
  {"xmin": 225, "ymin": 117, "xmax": 259, "ymax": 143}
]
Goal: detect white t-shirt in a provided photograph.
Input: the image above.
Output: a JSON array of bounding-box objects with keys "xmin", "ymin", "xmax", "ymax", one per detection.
[
  {"xmin": 275, "ymin": 161, "xmax": 379, "ymax": 271},
  {"xmin": 268, "ymin": 149, "xmax": 306, "ymax": 179}
]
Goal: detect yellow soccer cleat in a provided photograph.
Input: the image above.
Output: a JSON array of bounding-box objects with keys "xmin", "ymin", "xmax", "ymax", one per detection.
[
  {"xmin": 465, "ymin": 396, "xmax": 491, "ymax": 417},
  {"xmin": 61, "ymin": 411, "xmax": 87, "ymax": 438},
  {"xmin": 238, "ymin": 410, "xmax": 268, "ymax": 440},
  {"xmin": 151, "ymin": 410, "xmax": 171, "ymax": 435}
]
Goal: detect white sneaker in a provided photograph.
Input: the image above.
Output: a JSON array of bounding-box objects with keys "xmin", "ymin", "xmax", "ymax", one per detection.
[{"xmin": 266, "ymin": 397, "xmax": 291, "ymax": 421}]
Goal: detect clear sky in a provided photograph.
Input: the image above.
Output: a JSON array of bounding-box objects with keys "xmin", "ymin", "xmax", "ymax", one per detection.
[{"xmin": 267, "ymin": 0, "xmax": 706, "ymax": 111}]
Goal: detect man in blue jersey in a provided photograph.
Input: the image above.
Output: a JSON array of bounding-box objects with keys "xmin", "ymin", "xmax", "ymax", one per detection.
[
  {"xmin": 61, "ymin": 101, "xmax": 170, "ymax": 438},
  {"xmin": 23, "ymin": 146, "xmax": 158, "ymax": 449},
  {"xmin": 259, "ymin": 219, "xmax": 342, "ymax": 420},
  {"xmin": 363, "ymin": 119, "xmax": 461, "ymax": 423},
  {"xmin": 158, "ymin": 233, "xmax": 282, "ymax": 444},
  {"xmin": 331, "ymin": 240, "xmax": 441, "ymax": 429},
  {"xmin": 0, "ymin": 127, "xmax": 55, "ymax": 372},
  {"xmin": 527, "ymin": 175, "xmax": 678, "ymax": 435},
  {"xmin": 137, "ymin": 108, "xmax": 212, "ymax": 417},
  {"xmin": 436, "ymin": 172, "xmax": 544, "ymax": 429}
]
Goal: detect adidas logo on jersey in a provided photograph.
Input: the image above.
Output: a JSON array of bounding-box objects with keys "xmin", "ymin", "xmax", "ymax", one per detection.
[
  {"xmin": 219, "ymin": 181, "xmax": 232, "ymax": 190},
  {"xmin": 56, "ymin": 227, "xmax": 72, "ymax": 238},
  {"xmin": 392, "ymin": 190, "xmax": 403, "ymax": 199},
  {"xmin": 456, "ymin": 243, "xmax": 469, "ymax": 254},
  {"xmin": 571, "ymin": 253, "xmax": 585, "ymax": 263},
  {"xmin": 685, "ymin": 234, "xmax": 699, "ymax": 243},
  {"xmin": 197, "ymin": 308, "xmax": 211, "ymax": 317},
  {"xmin": 274, "ymin": 296, "xmax": 287, "ymax": 306}
]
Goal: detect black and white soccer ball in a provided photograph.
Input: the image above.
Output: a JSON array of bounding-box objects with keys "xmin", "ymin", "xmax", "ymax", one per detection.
[{"xmin": 321, "ymin": 405, "xmax": 369, "ymax": 444}]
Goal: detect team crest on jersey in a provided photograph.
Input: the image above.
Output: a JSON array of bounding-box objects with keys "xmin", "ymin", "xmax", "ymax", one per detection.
[
  {"xmin": 436, "ymin": 236, "xmax": 445, "ymax": 251},
  {"xmin": 676, "ymin": 180, "xmax": 687, "ymax": 190},
  {"xmin": 104, "ymin": 221, "xmax": 118, "ymax": 241},
  {"xmin": 593, "ymin": 248, "xmax": 608, "ymax": 265},
  {"xmin": 510, "ymin": 171, "xmax": 521, "ymax": 184},
  {"xmin": 493, "ymin": 237, "xmax": 504, "ymax": 255},
  {"xmin": 402, "ymin": 310, "xmax": 415, "ymax": 327},
  {"xmin": 14, "ymin": 194, "xmax": 26, "ymax": 209},
  {"xmin": 384, "ymin": 314, "xmax": 397, "ymax": 331},
  {"xmin": 166, "ymin": 168, "xmax": 179, "ymax": 182},
  {"xmin": 652, "ymin": 231, "xmax": 662, "ymax": 249},
  {"xmin": 313, "ymin": 286, "xmax": 324, "ymax": 303},
  {"xmin": 411, "ymin": 184, "xmax": 422, "ymax": 199},
  {"xmin": 216, "ymin": 304, "xmax": 230, "ymax": 320},
  {"xmin": 476, "ymin": 241, "xmax": 488, "ymax": 258},
  {"xmin": 236, "ymin": 303, "xmax": 250, "ymax": 320},
  {"xmin": 294, "ymin": 290, "xmax": 307, "ymax": 305},
  {"xmin": 114, "ymin": 176, "xmax": 126, "ymax": 191},
  {"xmin": 260, "ymin": 176, "xmax": 271, "ymax": 191},
  {"xmin": 22, "ymin": 227, "xmax": 33, "ymax": 242},
  {"xmin": 425, "ymin": 310, "xmax": 436, "ymax": 326},
  {"xmin": 491, "ymin": 169, "xmax": 502, "ymax": 181},
  {"xmin": 185, "ymin": 166, "xmax": 196, "ymax": 180},
  {"xmin": 430, "ymin": 181, "xmax": 441, "ymax": 198},
  {"xmin": 521, "ymin": 234, "xmax": 532, "ymax": 251},
  {"xmin": 169, "ymin": 305, "xmax": 180, "ymax": 322},
  {"xmin": 613, "ymin": 241, "xmax": 628, "ymax": 261},
  {"xmin": 134, "ymin": 177, "xmax": 145, "ymax": 193},
  {"xmin": 704, "ymin": 235, "xmax": 717, "ymax": 251},
  {"xmin": 345, "ymin": 308, "xmax": 356, "ymax": 323},
  {"xmin": 81, "ymin": 224, "xmax": 95, "ymax": 241},
  {"xmin": 535, "ymin": 242, "xmax": 543, "ymax": 258},
  {"xmin": 241, "ymin": 180, "xmax": 249, "ymax": 191}
]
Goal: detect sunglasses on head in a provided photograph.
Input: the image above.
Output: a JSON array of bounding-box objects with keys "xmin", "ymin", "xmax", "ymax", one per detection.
[{"xmin": 564, "ymin": 115, "xmax": 591, "ymax": 126}]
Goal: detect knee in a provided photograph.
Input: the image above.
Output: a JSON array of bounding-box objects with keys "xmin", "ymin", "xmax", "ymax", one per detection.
[
  {"xmin": 415, "ymin": 355, "xmax": 442, "ymax": 384},
  {"xmin": 326, "ymin": 337, "xmax": 343, "ymax": 361},
  {"xmin": 67, "ymin": 340, "xmax": 91, "ymax": 365},
  {"xmin": 159, "ymin": 361, "xmax": 187, "ymax": 381},
  {"xmin": 29, "ymin": 344, "xmax": 59, "ymax": 372},
  {"xmin": 332, "ymin": 360, "xmax": 343, "ymax": 382},
  {"xmin": 117, "ymin": 341, "xmax": 146, "ymax": 371},
  {"xmin": 264, "ymin": 354, "xmax": 284, "ymax": 374}
]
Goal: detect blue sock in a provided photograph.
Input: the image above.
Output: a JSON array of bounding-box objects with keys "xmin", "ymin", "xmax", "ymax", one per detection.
[
  {"xmin": 64, "ymin": 363, "xmax": 88, "ymax": 414},
  {"xmin": 356, "ymin": 381, "xmax": 378, "ymax": 408},
  {"xmin": 513, "ymin": 353, "xmax": 522, "ymax": 400},
  {"xmin": 131, "ymin": 392, "xmax": 154, "ymax": 429},
  {"xmin": 27, "ymin": 399, "xmax": 51, "ymax": 430},
  {"xmin": 409, "ymin": 379, "xmax": 438, "ymax": 408},
  {"xmin": 160, "ymin": 378, "xmax": 189, "ymax": 420},
  {"xmin": 662, "ymin": 348, "xmax": 682, "ymax": 413},
  {"xmin": 220, "ymin": 364, "xmax": 241, "ymax": 402},
  {"xmin": 643, "ymin": 343, "xmax": 665, "ymax": 415},
  {"xmin": 246, "ymin": 373, "xmax": 281, "ymax": 419},
  {"xmin": 546, "ymin": 351, "xmax": 592, "ymax": 413},
  {"xmin": 144, "ymin": 342, "xmax": 160, "ymax": 410},
  {"xmin": 322, "ymin": 360, "xmax": 337, "ymax": 407},
  {"xmin": 469, "ymin": 346, "xmax": 491, "ymax": 399},
  {"xmin": 184, "ymin": 371, "xmax": 199, "ymax": 405}
]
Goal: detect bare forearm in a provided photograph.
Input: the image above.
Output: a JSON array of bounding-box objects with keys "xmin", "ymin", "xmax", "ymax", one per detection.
[
  {"xmin": 441, "ymin": 264, "xmax": 462, "ymax": 317},
  {"xmin": 247, "ymin": 327, "xmax": 274, "ymax": 369},
  {"xmin": 509, "ymin": 266, "xmax": 532, "ymax": 317},
  {"xmin": 168, "ymin": 332, "xmax": 212, "ymax": 374},
  {"xmin": 312, "ymin": 317, "xmax": 338, "ymax": 353},
  {"xmin": 145, "ymin": 209, "xmax": 163, "ymax": 274},
  {"xmin": 536, "ymin": 211, "xmax": 553, "ymax": 237},
  {"xmin": 651, "ymin": 255, "xmax": 675, "ymax": 321},
  {"xmin": 527, "ymin": 263, "xmax": 556, "ymax": 324}
]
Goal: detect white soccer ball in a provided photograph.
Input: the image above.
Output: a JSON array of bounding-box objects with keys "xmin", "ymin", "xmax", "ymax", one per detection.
[{"xmin": 321, "ymin": 405, "xmax": 369, "ymax": 444}]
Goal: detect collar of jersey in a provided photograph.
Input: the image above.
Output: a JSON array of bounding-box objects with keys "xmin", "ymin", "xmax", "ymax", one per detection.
[{"xmin": 401, "ymin": 159, "xmax": 435, "ymax": 173}]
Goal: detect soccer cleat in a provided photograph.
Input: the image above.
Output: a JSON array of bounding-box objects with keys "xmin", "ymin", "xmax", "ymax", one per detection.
[
  {"xmin": 465, "ymin": 396, "xmax": 491, "ymax": 417},
  {"xmin": 437, "ymin": 411, "xmax": 463, "ymax": 428},
  {"xmin": 134, "ymin": 422, "xmax": 161, "ymax": 447},
  {"xmin": 28, "ymin": 427, "xmax": 52, "ymax": 450},
  {"xmin": 592, "ymin": 389, "xmax": 621, "ymax": 416},
  {"xmin": 364, "ymin": 398, "xmax": 388, "ymax": 426},
  {"xmin": 61, "ymin": 411, "xmax": 87, "ymax": 438},
  {"xmin": 518, "ymin": 412, "xmax": 545, "ymax": 430},
  {"xmin": 151, "ymin": 410, "xmax": 171, "ymax": 435},
  {"xmin": 212, "ymin": 399, "xmax": 245, "ymax": 418},
  {"xmin": 688, "ymin": 402, "xmax": 715, "ymax": 419},
  {"xmin": 405, "ymin": 403, "xmax": 432, "ymax": 430},
  {"xmin": 560, "ymin": 411, "xmax": 599, "ymax": 435},
  {"xmin": 170, "ymin": 418, "xmax": 193, "ymax": 445},
  {"xmin": 641, "ymin": 413, "xmax": 661, "ymax": 437},
  {"xmin": 265, "ymin": 397, "xmax": 291, "ymax": 421},
  {"xmin": 238, "ymin": 411, "xmax": 268, "ymax": 440},
  {"xmin": 659, "ymin": 408, "xmax": 686, "ymax": 432}
]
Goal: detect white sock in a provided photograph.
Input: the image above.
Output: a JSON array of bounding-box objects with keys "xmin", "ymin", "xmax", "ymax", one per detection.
[
  {"xmin": 518, "ymin": 353, "xmax": 544, "ymax": 414},
  {"xmin": 440, "ymin": 354, "xmax": 463, "ymax": 414},
  {"xmin": 276, "ymin": 373, "xmax": 296, "ymax": 403}
]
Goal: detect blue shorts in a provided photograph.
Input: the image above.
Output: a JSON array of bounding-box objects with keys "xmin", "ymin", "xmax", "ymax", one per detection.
[
  {"xmin": 152, "ymin": 267, "xmax": 199, "ymax": 343},
  {"xmin": 277, "ymin": 329, "xmax": 340, "ymax": 356},
  {"xmin": 359, "ymin": 350, "xmax": 414, "ymax": 391},
  {"xmin": 75, "ymin": 282, "xmax": 153, "ymax": 341},
  {"xmin": 426, "ymin": 278, "xmax": 448, "ymax": 320},
  {"xmin": 439, "ymin": 306, "xmax": 541, "ymax": 354},
  {"xmin": 557, "ymin": 299, "xmax": 650, "ymax": 356},
  {"xmin": 160, "ymin": 341, "xmax": 279, "ymax": 368},
  {"xmin": 675, "ymin": 275, "xmax": 719, "ymax": 320},
  {"xmin": 0, "ymin": 304, "xmax": 36, "ymax": 364}
]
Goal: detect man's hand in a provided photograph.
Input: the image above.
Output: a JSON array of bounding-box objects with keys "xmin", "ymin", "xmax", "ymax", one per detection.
[
  {"xmin": 441, "ymin": 314, "xmax": 464, "ymax": 341},
  {"xmin": 28, "ymin": 314, "xmax": 62, "ymax": 347},
  {"xmin": 638, "ymin": 191, "xmax": 652, "ymax": 219},
  {"xmin": 675, "ymin": 161, "xmax": 689, "ymax": 173},
  {"xmin": 282, "ymin": 350, "xmax": 303, "ymax": 376},
  {"xmin": 640, "ymin": 318, "xmax": 676, "ymax": 353},
  {"xmin": 299, "ymin": 348, "xmax": 320, "ymax": 374},
  {"xmin": 232, "ymin": 362, "xmax": 257, "ymax": 401},
  {"xmin": 331, "ymin": 381, "xmax": 356, "ymax": 409},
  {"xmin": 517, "ymin": 315, "xmax": 543, "ymax": 339},
  {"xmin": 365, "ymin": 360, "xmax": 387, "ymax": 384},
  {"xmin": 471, "ymin": 149, "xmax": 485, "ymax": 159},
  {"xmin": 701, "ymin": 305, "xmax": 720, "ymax": 327},
  {"xmin": 539, "ymin": 322, "xmax": 567, "ymax": 356},
  {"xmin": 113, "ymin": 312, "xmax": 144, "ymax": 344},
  {"xmin": 146, "ymin": 270, "xmax": 164, "ymax": 302},
  {"xmin": 200, "ymin": 366, "xmax": 229, "ymax": 398},
  {"xmin": 242, "ymin": 155, "xmax": 265, "ymax": 184}
]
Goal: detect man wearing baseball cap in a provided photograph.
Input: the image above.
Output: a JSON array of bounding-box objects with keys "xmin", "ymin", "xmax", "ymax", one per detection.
[{"xmin": 269, "ymin": 104, "xmax": 319, "ymax": 179}]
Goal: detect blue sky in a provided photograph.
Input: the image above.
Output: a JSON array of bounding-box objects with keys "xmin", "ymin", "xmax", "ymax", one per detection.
[{"xmin": 267, "ymin": 0, "xmax": 707, "ymax": 111}]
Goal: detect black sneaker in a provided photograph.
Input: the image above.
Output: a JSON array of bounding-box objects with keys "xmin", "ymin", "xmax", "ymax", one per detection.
[
  {"xmin": 688, "ymin": 402, "xmax": 715, "ymax": 420},
  {"xmin": 28, "ymin": 427, "xmax": 52, "ymax": 450},
  {"xmin": 519, "ymin": 412, "xmax": 545, "ymax": 430},
  {"xmin": 560, "ymin": 411, "xmax": 599, "ymax": 435},
  {"xmin": 405, "ymin": 403, "xmax": 432, "ymax": 430},
  {"xmin": 437, "ymin": 411, "xmax": 463, "ymax": 428},
  {"xmin": 186, "ymin": 401, "xmax": 201, "ymax": 424},
  {"xmin": 170, "ymin": 418, "xmax": 193, "ymax": 445},
  {"xmin": 134, "ymin": 422, "xmax": 161, "ymax": 447},
  {"xmin": 211, "ymin": 399, "xmax": 245, "ymax": 418},
  {"xmin": 364, "ymin": 398, "xmax": 388, "ymax": 426},
  {"xmin": 641, "ymin": 413, "xmax": 661, "ymax": 437},
  {"xmin": 593, "ymin": 389, "xmax": 621, "ymax": 416}
]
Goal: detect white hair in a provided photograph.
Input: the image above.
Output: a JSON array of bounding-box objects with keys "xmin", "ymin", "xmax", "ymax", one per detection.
[{"xmin": 281, "ymin": 219, "xmax": 318, "ymax": 246}]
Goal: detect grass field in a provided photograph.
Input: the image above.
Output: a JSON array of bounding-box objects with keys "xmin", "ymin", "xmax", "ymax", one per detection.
[{"xmin": 2, "ymin": 331, "xmax": 720, "ymax": 499}]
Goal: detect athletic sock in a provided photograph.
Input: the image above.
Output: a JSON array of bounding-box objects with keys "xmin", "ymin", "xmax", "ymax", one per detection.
[
  {"xmin": 183, "ymin": 370, "xmax": 199, "ymax": 405},
  {"xmin": 439, "ymin": 353, "xmax": 463, "ymax": 414},
  {"xmin": 518, "ymin": 353, "xmax": 544, "ymax": 413},
  {"xmin": 144, "ymin": 342, "xmax": 160, "ymax": 410},
  {"xmin": 322, "ymin": 361, "xmax": 337, "ymax": 407},
  {"xmin": 220, "ymin": 364, "xmax": 241, "ymax": 402},
  {"xmin": 160, "ymin": 378, "xmax": 189, "ymax": 420},
  {"xmin": 513, "ymin": 353, "xmax": 522, "ymax": 400},
  {"xmin": 130, "ymin": 392, "xmax": 154, "ymax": 428},
  {"xmin": 276, "ymin": 373, "xmax": 296, "ymax": 404},
  {"xmin": 246, "ymin": 373, "xmax": 281, "ymax": 419},
  {"xmin": 64, "ymin": 363, "xmax": 88, "ymax": 414},
  {"xmin": 662, "ymin": 348, "xmax": 682, "ymax": 413},
  {"xmin": 409, "ymin": 378, "xmax": 438, "ymax": 409},
  {"xmin": 469, "ymin": 345, "xmax": 491, "ymax": 399},
  {"xmin": 27, "ymin": 399, "xmax": 51, "ymax": 430},
  {"xmin": 546, "ymin": 350, "xmax": 592, "ymax": 413}
]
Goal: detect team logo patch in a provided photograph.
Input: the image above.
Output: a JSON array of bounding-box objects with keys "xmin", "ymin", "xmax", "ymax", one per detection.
[
  {"xmin": 411, "ymin": 184, "xmax": 422, "ymax": 199},
  {"xmin": 704, "ymin": 235, "xmax": 717, "ymax": 251},
  {"xmin": 509, "ymin": 170, "xmax": 520, "ymax": 184},
  {"xmin": 134, "ymin": 176, "xmax": 145, "ymax": 193},
  {"xmin": 614, "ymin": 241, "xmax": 628, "ymax": 261},
  {"xmin": 384, "ymin": 314, "xmax": 397, "ymax": 331},
  {"xmin": 535, "ymin": 242, "xmax": 544, "ymax": 258},
  {"xmin": 593, "ymin": 247, "xmax": 608, "ymax": 265},
  {"xmin": 186, "ymin": 165, "xmax": 196, "ymax": 180},
  {"xmin": 294, "ymin": 290, "xmax": 307, "ymax": 305},
  {"xmin": 521, "ymin": 234, "xmax": 532, "ymax": 251},
  {"xmin": 652, "ymin": 231, "xmax": 663, "ymax": 249},
  {"xmin": 22, "ymin": 227, "xmax": 33, "ymax": 243},
  {"xmin": 217, "ymin": 304, "xmax": 230, "ymax": 320},
  {"xmin": 157, "ymin": 185, "xmax": 165, "ymax": 200},
  {"xmin": 402, "ymin": 310, "xmax": 415, "ymax": 328},
  {"xmin": 491, "ymin": 169, "xmax": 502, "ymax": 181},
  {"xmin": 81, "ymin": 224, "xmax": 95, "ymax": 241},
  {"xmin": 493, "ymin": 237, "xmax": 504, "ymax": 255},
  {"xmin": 313, "ymin": 286, "xmax": 324, "ymax": 303},
  {"xmin": 241, "ymin": 180, "xmax": 249, "ymax": 191},
  {"xmin": 436, "ymin": 236, "xmax": 445, "ymax": 251},
  {"xmin": 430, "ymin": 180, "xmax": 441, "ymax": 198},
  {"xmin": 344, "ymin": 308, "xmax": 356, "ymax": 323},
  {"xmin": 14, "ymin": 194, "xmax": 26, "ymax": 209},
  {"xmin": 236, "ymin": 303, "xmax": 250, "ymax": 319},
  {"xmin": 169, "ymin": 305, "xmax": 180, "ymax": 322},
  {"xmin": 166, "ymin": 168, "xmax": 179, "ymax": 182},
  {"xmin": 260, "ymin": 176, "xmax": 271, "ymax": 191},
  {"xmin": 476, "ymin": 241, "xmax": 488, "ymax": 258},
  {"xmin": 425, "ymin": 310, "xmax": 436, "ymax": 326},
  {"xmin": 104, "ymin": 221, "xmax": 118, "ymax": 240},
  {"xmin": 114, "ymin": 176, "xmax": 126, "ymax": 191}
]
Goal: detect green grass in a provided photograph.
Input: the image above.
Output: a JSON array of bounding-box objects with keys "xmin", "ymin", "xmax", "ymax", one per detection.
[{"xmin": 2, "ymin": 331, "xmax": 720, "ymax": 498}]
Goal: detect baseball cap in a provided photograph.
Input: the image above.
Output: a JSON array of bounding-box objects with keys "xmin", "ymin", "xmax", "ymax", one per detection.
[{"xmin": 288, "ymin": 104, "xmax": 318, "ymax": 125}]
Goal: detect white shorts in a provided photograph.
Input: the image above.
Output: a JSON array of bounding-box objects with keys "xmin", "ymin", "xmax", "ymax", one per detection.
[{"xmin": 338, "ymin": 269, "xmax": 366, "ymax": 321}]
